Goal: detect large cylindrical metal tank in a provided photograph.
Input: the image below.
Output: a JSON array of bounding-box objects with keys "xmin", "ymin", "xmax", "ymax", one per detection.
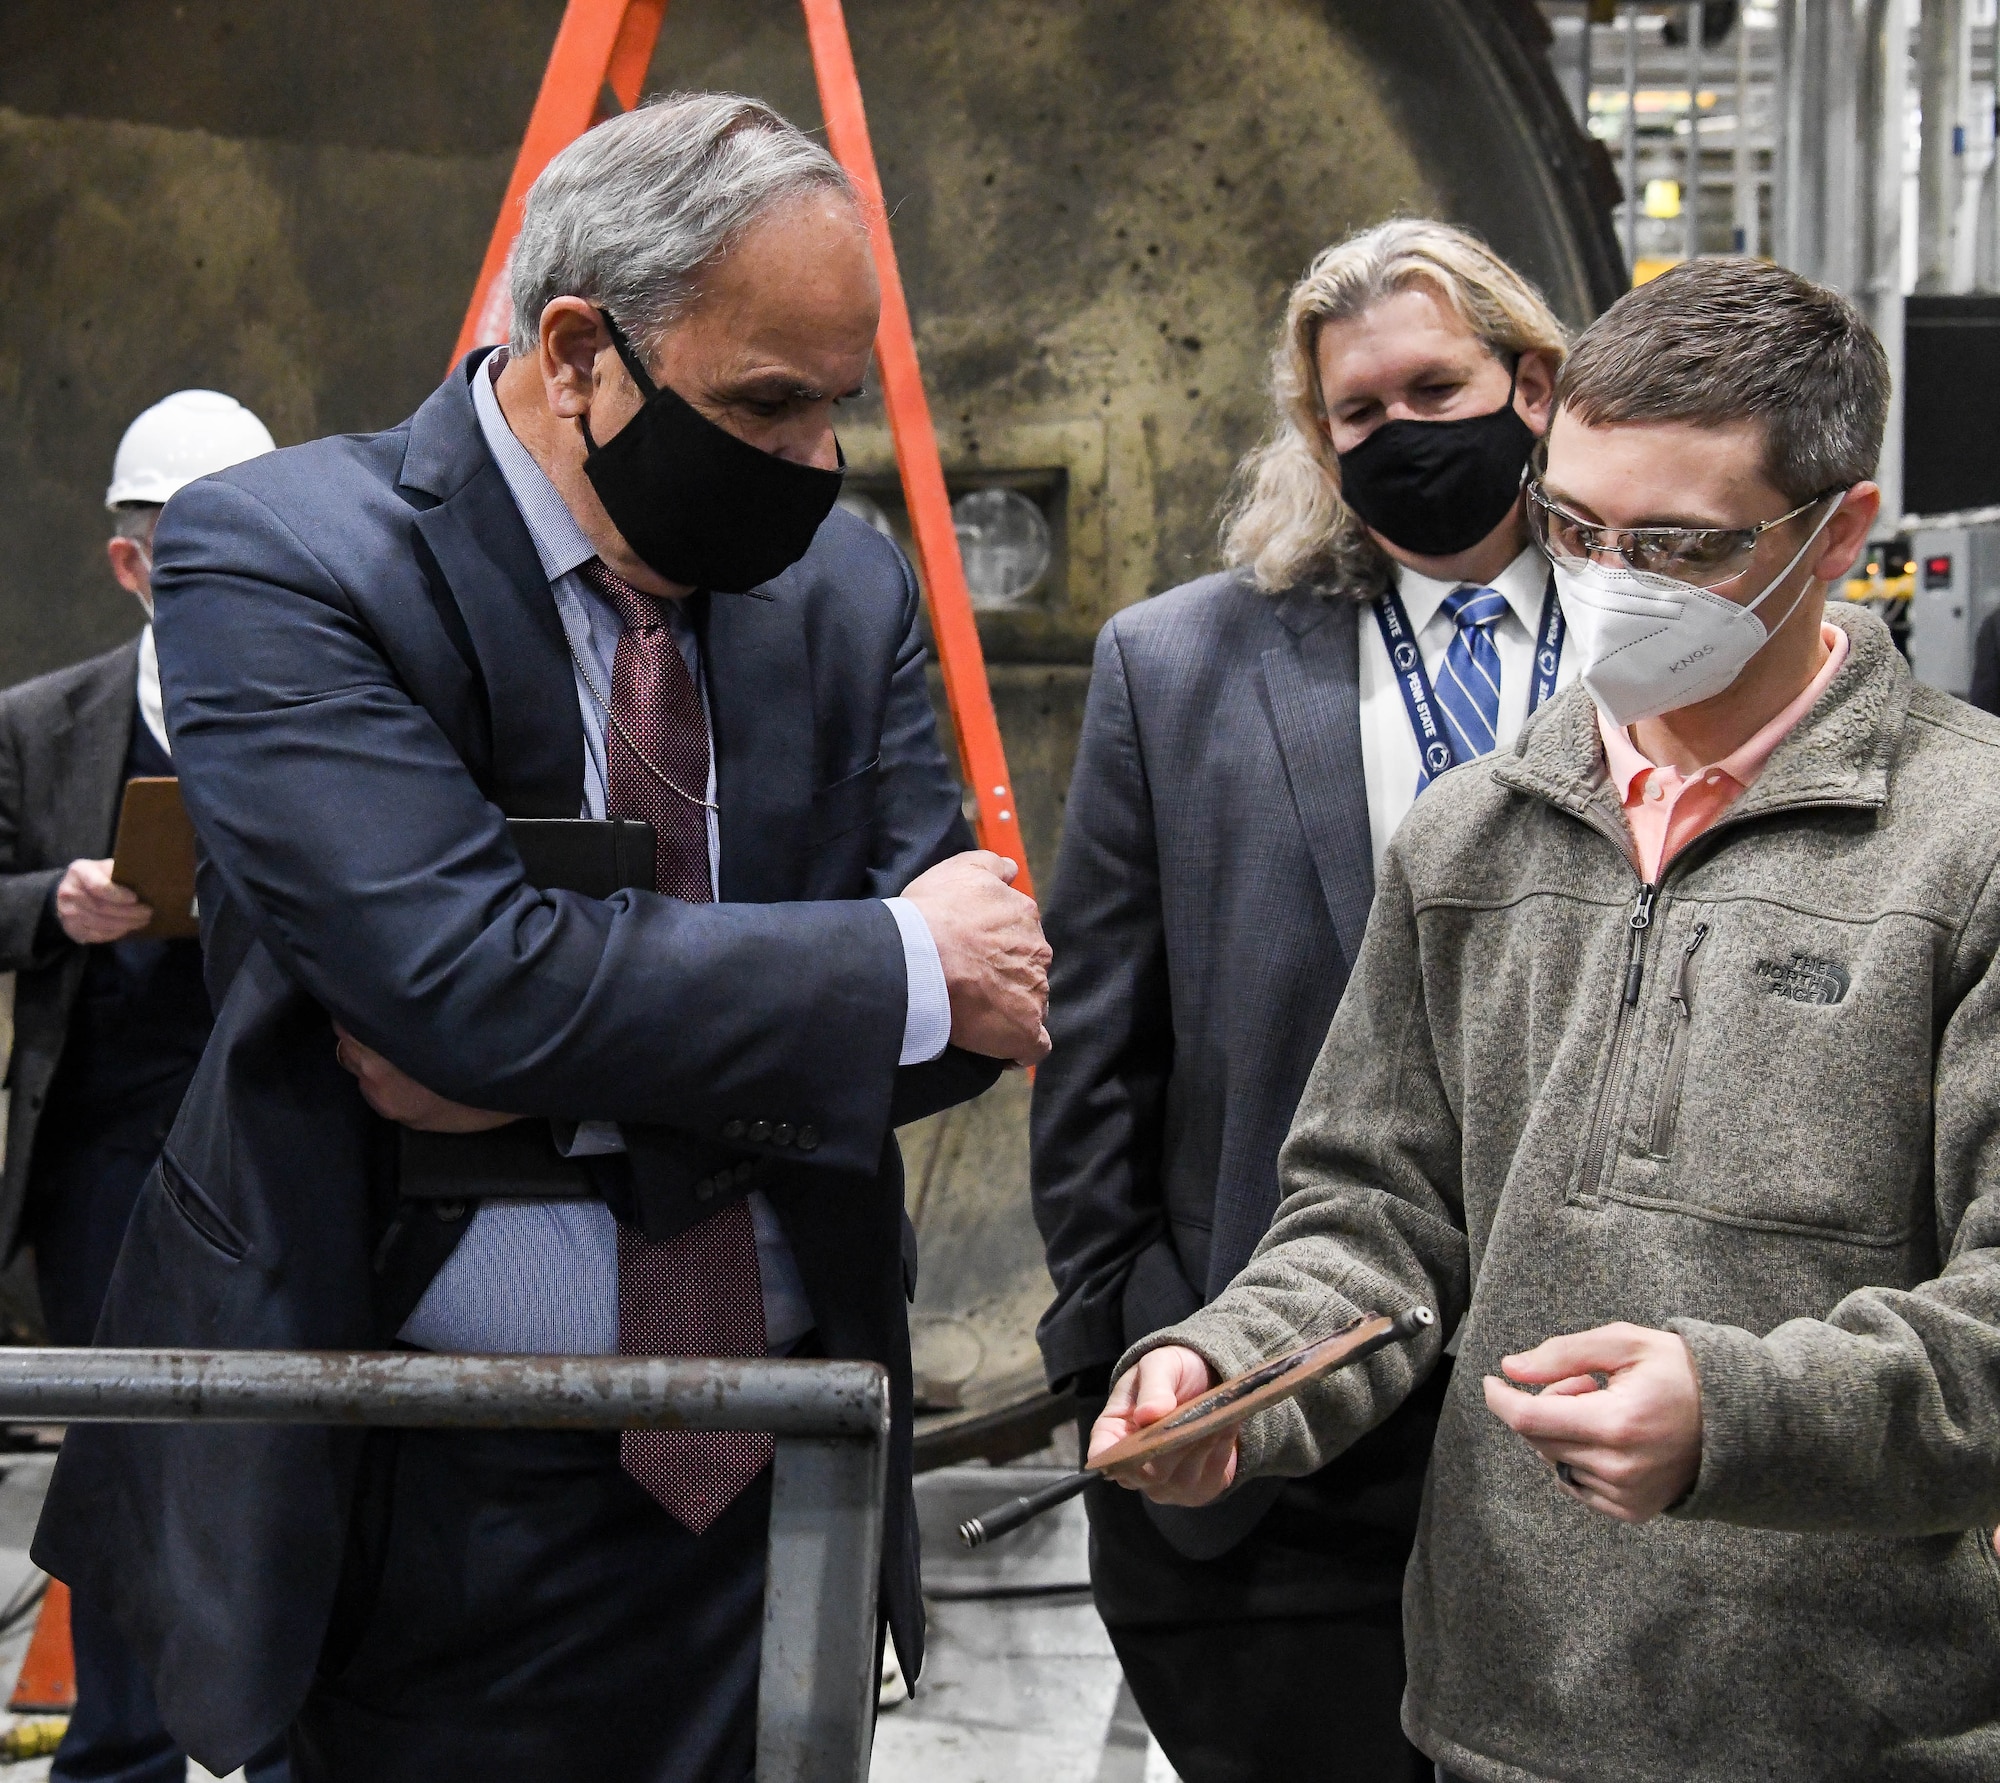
[{"xmin": 0, "ymin": 0, "xmax": 1620, "ymax": 1446}]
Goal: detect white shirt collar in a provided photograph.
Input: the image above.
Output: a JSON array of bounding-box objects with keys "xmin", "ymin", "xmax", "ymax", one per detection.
[
  {"xmin": 469, "ymin": 348, "xmax": 598, "ymax": 585},
  {"xmin": 1393, "ymin": 543, "xmax": 1550, "ymax": 638},
  {"xmin": 136, "ymin": 624, "xmax": 170, "ymax": 756}
]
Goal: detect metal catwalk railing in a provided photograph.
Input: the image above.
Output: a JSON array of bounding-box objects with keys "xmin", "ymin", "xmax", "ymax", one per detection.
[{"xmin": 0, "ymin": 1349, "xmax": 888, "ymax": 1783}]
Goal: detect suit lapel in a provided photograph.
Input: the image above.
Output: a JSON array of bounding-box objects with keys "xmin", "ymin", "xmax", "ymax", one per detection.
[
  {"xmin": 403, "ymin": 356, "xmax": 582, "ymax": 818},
  {"xmin": 702, "ymin": 583, "xmax": 813, "ymax": 903},
  {"xmin": 1258, "ymin": 589, "xmax": 1374, "ymax": 971}
]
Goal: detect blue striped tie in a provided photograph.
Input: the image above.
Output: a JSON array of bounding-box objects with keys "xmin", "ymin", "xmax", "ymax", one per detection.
[{"xmin": 1434, "ymin": 586, "xmax": 1509, "ymax": 766}]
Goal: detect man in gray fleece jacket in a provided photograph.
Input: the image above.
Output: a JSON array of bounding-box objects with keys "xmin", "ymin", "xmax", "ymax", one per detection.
[{"xmin": 1091, "ymin": 256, "xmax": 2000, "ymax": 1782}]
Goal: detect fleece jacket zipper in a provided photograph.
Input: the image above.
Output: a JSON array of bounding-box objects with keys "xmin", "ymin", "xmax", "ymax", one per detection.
[
  {"xmin": 1646, "ymin": 921, "xmax": 1709, "ymax": 1158},
  {"xmin": 1579, "ymin": 881, "xmax": 1657, "ymax": 1197}
]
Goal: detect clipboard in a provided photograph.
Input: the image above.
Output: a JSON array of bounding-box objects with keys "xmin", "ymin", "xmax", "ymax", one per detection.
[{"xmin": 109, "ymin": 776, "xmax": 200, "ymax": 940}]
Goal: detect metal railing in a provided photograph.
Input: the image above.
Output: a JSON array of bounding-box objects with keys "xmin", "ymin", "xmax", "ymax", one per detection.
[{"xmin": 0, "ymin": 1348, "xmax": 888, "ymax": 1783}]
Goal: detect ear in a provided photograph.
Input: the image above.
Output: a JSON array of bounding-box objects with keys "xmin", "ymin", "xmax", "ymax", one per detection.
[
  {"xmin": 106, "ymin": 536, "xmax": 150, "ymax": 599},
  {"xmin": 1810, "ymin": 482, "xmax": 1882, "ymax": 585},
  {"xmin": 1515, "ymin": 349, "xmax": 1559, "ymax": 436},
  {"xmin": 538, "ymin": 298, "xmax": 614, "ymax": 421}
]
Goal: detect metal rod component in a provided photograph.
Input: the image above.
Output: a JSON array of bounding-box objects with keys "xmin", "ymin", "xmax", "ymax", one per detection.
[
  {"xmin": 0, "ymin": 1349, "xmax": 890, "ymax": 1438},
  {"xmin": 1, "ymin": 1348, "xmax": 890, "ymax": 1783},
  {"xmin": 1309, "ymin": 1304, "xmax": 1432, "ymax": 1375},
  {"xmin": 1774, "ymin": 0, "xmax": 1799, "ymax": 270},
  {"xmin": 1949, "ymin": 0, "xmax": 1987, "ymax": 290},
  {"xmin": 1625, "ymin": 1, "xmax": 1641, "ymax": 275},
  {"xmin": 1775, "ymin": 0, "xmax": 1866, "ymax": 289},
  {"xmin": 1685, "ymin": 2, "xmax": 1704, "ymax": 264},
  {"xmin": 1734, "ymin": 3, "xmax": 1755, "ymax": 254},
  {"xmin": 1918, "ymin": 0, "xmax": 1967, "ymax": 290},
  {"xmin": 958, "ymin": 1470, "xmax": 1095, "ymax": 1549},
  {"xmin": 1860, "ymin": 0, "xmax": 1909, "ymax": 522},
  {"xmin": 760, "ymin": 1431, "xmax": 887, "ymax": 1783}
]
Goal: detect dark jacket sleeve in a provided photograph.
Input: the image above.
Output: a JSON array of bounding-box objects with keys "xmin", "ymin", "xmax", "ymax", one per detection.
[
  {"xmin": 866, "ymin": 546, "xmax": 1004, "ymax": 1128},
  {"xmin": 153, "ymin": 475, "xmax": 917, "ymax": 1179},
  {"xmin": 1029, "ymin": 616, "xmax": 1176, "ymax": 1390},
  {"xmin": 0, "ymin": 695, "xmax": 67, "ymax": 975}
]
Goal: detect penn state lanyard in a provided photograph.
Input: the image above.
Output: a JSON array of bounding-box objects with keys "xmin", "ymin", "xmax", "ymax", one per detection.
[{"xmin": 1371, "ymin": 573, "xmax": 1565, "ymax": 792}]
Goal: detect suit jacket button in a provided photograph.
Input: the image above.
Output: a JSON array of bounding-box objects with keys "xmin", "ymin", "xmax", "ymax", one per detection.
[
  {"xmin": 433, "ymin": 1201, "xmax": 467, "ymax": 1223},
  {"xmin": 796, "ymin": 1126, "xmax": 819, "ymax": 1153},
  {"xmin": 772, "ymin": 1123, "xmax": 795, "ymax": 1147},
  {"xmin": 694, "ymin": 1178, "xmax": 715, "ymax": 1201},
  {"xmin": 721, "ymin": 1119, "xmax": 746, "ymax": 1141},
  {"xmin": 748, "ymin": 1120, "xmax": 771, "ymax": 1144}
]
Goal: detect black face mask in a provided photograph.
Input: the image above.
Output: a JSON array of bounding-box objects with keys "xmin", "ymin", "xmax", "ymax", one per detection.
[
  {"xmin": 1333, "ymin": 359, "xmax": 1537, "ymax": 558},
  {"xmin": 579, "ymin": 311, "xmax": 845, "ymax": 593}
]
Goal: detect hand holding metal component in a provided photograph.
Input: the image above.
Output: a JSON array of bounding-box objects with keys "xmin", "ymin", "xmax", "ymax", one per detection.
[{"xmin": 957, "ymin": 1305, "xmax": 1436, "ymax": 1548}]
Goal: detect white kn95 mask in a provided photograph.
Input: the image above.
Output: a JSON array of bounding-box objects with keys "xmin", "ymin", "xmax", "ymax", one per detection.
[{"xmin": 1553, "ymin": 495, "xmax": 1842, "ymax": 726}]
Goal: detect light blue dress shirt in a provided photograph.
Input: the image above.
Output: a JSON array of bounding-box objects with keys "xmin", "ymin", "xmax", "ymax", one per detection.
[{"xmin": 399, "ymin": 354, "xmax": 951, "ymax": 1356}]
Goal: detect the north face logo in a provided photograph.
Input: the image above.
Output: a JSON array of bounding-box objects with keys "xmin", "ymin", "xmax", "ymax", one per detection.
[{"xmin": 1755, "ymin": 953, "xmax": 1850, "ymax": 1005}]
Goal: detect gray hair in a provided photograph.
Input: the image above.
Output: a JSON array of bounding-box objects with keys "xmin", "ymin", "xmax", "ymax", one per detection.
[
  {"xmin": 508, "ymin": 91, "xmax": 860, "ymax": 356},
  {"xmin": 109, "ymin": 503, "xmax": 160, "ymax": 546}
]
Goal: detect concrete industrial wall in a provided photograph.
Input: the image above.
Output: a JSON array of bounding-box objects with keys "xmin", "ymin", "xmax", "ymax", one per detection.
[{"xmin": 0, "ymin": 0, "xmax": 1618, "ymax": 1424}]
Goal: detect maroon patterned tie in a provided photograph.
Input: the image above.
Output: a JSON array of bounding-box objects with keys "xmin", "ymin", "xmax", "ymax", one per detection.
[{"xmin": 577, "ymin": 557, "xmax": 771, "ymax": 1532}]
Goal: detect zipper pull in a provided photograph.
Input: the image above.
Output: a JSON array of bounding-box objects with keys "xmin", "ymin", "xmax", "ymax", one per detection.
[
  {"xmin": 1623, "ymin": 884, "xmax": 1657, "ymax": 1005},
  {"xmin": 1669, "ymin": 921, "xmax": 1710, "ymax": 1014}
]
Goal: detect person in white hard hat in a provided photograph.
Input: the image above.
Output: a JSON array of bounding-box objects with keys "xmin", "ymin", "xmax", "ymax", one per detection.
[{"xmin": 0, "ymin": 390, "xmax": 286, "ymax": 1783}]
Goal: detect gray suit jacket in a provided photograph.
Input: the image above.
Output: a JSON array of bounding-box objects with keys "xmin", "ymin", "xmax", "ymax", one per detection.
[
  {"xmin": 0, "ymin": 638, "xmax": 141, "ymax": 1254},
  {"xmin": 1033, "ymin": 567, "xmax": 1417, "ymax": 1558}
]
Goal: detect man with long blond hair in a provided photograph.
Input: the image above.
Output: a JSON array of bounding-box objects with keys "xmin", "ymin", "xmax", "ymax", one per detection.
[{"xmin": 1030, "ymin": 220, "xmax": 1576, "ymax": 1781}]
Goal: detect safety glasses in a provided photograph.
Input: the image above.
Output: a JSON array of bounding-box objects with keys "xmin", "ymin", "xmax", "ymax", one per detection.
[{"xmin": 1525, "ymin": 477, "xmax": 1844, "ymax": 589}]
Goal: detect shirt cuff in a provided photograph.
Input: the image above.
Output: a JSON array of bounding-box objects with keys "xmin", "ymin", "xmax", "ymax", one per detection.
[{"xmin": 885, "ymin": 896, "xmax": 951, "ymax": 1066}]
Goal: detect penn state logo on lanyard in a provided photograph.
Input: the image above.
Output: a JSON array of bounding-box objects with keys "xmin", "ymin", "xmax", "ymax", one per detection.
[{"xmin": 1372, "ymin": 574, "xmax": 1566, "ymax": 793}]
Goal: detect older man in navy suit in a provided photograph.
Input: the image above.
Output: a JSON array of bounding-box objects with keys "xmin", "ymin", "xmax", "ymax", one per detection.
[{"xmin": 34, "ymin": 92, "xmax": 1048, "ymax": 1783}]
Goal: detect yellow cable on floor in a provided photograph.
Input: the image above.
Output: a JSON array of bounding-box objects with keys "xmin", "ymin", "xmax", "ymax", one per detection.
[{"xmin": 0, "ymin": 1718, "xmax": 67, "ymax": 1762}]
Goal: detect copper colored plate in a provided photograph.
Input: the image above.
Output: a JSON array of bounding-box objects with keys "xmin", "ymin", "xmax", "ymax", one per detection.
[{"xmin": 1090, "ymin": 1313, "xmax": 1394, "ymax": 1477}]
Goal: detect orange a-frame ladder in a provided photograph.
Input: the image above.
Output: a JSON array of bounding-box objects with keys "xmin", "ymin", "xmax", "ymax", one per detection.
[
  {"xmin": 7, "ymin": 1577, "xmax": 74, "ymax": 1715},
  {"xmin": 455, "ymin": 0, "xmax": 1033, "ymax": 894}
]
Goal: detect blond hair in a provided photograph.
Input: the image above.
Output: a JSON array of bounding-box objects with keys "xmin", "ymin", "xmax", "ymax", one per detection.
[{"xmin": 1220, "ymin": 219, "xmax": 1570, "ymax": 595}]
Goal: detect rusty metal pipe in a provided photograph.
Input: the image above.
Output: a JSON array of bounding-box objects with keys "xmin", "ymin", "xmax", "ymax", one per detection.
[{"xmin": 0, "ymin": 1349, "xmax": 889, "ymax": 1438}]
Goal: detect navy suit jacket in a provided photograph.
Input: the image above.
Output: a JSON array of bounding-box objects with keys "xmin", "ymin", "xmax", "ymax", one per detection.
[{"xmin": 33, "ymin": 353, "xmax": 997, "ymax": 1769}]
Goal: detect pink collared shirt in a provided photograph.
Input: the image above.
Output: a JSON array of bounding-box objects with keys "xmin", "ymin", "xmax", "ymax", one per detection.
[{"xmin": 1595, "ymin": 622, "xmax": 1850, "ymax": 883}]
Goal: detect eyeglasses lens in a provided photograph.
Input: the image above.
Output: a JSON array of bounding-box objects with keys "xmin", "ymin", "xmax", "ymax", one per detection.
[{"xmin": 1528, "ymin": 486, "xmax": 1756, "ymax": 588}]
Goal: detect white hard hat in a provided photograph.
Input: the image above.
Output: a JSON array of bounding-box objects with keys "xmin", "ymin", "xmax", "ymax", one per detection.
[{"xmin": 105, "ymin": 389, "xmax": 277, "ymax": 509}]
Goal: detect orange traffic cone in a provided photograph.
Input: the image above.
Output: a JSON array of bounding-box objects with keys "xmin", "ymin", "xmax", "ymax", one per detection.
[{"xmin": 9, "ymin": 1578, "xmax": 76, "ymax": 1714}]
